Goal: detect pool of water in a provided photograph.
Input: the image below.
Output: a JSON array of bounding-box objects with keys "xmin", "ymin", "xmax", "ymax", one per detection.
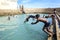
[{"xmin": 0, "ymin": 14, "xmax": 52, "ymax": 40}]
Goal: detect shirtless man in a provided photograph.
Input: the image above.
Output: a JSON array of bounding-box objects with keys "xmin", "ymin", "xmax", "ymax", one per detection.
[
  {"xmin": 53, "ymin": 9, "xmax": 60, "ymax": 28},
  {"xmin": 24, "ymin": 14, "xmax": 54, "ymax": 37}
]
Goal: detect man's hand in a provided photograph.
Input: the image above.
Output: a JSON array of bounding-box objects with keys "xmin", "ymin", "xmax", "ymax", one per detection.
[
  {"xmin": 24, "ymin": 21, "xmax": 26, "ymax": 23},
  {"xmin": 31, "ymin": 22, "xmax": 34, "ymax": 24},
  {"xmin": 24, "ymin": 18, "xmax": 29, "ymax": 23},
  {"xmin": 24, "ymin": 20, "xmax": 28, "ymax": 23}
]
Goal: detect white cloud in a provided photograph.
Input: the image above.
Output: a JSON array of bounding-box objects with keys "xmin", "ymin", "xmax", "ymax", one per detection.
[
  {"xmin": 0, "ymin": 0, "xmax": 18, "ymax": 9},
  {"xmin": 22, "ymin": 0, "xmax": 31, "ymax": 3}
]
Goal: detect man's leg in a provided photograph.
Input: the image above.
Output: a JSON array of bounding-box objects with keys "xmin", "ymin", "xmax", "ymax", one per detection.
[
  {"xmin": 42, "ymin": 27, "xmax": 50, "ymax": 35},
  {"xmin": 46, "ymin": 27, "xmax": 54, "ymax": 35}
]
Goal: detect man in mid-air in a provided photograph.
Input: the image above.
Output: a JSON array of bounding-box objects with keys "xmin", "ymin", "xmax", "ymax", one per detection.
[{"xmin": 24, "ymin": 14, "xmax": 54, "ymax": 37}]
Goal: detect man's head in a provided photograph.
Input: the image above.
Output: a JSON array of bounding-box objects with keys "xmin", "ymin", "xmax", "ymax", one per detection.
[
  {"xmin": 35, "ymin": 14, "xmax": 40, "ymax": 19},
  {"xmin": 54, "ymin": 9, "xmax": 56, "ymax": 11}
]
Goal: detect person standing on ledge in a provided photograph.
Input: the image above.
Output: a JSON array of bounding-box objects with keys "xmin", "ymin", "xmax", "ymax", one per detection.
[
  {"xmin": 24, "ymin": 14, "xmax": 54, "ymax": 37},
  {"xmin": 53, "ymin": 9, "xmax": 60, "ymax": 28}
]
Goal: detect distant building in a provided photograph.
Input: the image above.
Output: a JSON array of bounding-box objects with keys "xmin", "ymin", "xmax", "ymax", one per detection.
[{"xmin": 20, "ymin": 5, "xmax": 25, "ymax": 14}]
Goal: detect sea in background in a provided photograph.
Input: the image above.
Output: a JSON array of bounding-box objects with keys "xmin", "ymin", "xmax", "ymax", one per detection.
[{"xmin": 0, "ymin": 14, "xmax": 52, "ymax": 40}]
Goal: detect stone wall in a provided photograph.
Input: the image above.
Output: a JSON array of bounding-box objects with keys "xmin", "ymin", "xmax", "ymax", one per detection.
[
  {"xmin": 24, "ymin": 8, "xmax": 60, "ymax": 14},
  {"xmin": 0, "ymin": 8, "xmax": 60, "ymax": 16}
]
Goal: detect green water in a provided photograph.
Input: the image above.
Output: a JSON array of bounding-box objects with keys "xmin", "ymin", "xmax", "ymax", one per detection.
[{"xmin": 0, "ymin": 14, "xmax": 52, "ymax": 40}]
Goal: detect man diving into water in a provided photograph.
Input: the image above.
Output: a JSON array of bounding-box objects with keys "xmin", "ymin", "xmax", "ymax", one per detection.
[{"xmin": 24, "ymin": 14, "xmax": 54, "ymax": 37}]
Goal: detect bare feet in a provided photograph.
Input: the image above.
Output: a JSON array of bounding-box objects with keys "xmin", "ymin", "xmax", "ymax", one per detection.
[
  {"xmin": 48, "ymin": 33, "xmax": 53, "ymax": 37},
  {"xmin": 48, "ymin": 34, "xmax": 51, "ymax": 37}
]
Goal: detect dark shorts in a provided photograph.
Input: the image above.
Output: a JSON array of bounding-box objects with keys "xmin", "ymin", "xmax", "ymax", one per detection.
[
  {"xmin": 44, "ymin": 22, "xmax": 50, "ymax": 28},
  {"xmin": 58, "ymin": 22, "xmax": 60, "ymax": 28}
]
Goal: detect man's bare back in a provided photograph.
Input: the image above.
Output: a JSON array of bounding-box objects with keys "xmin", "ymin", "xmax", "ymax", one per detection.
[{"xmin": 37, "ymin": 17, "xmax": 48, "ymax": 23}]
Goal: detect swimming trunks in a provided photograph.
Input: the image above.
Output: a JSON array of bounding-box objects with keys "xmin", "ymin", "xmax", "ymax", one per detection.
[
  {"xmin": 58, "ymin": 21, "xmax": 60, "ymax": 28},
  {"xmin": 44, "ymin": 22, "xmax": 50, "ymax": 27}
]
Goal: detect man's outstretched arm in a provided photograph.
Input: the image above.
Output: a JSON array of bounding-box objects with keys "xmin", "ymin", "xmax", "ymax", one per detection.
[
  {"xmin": 45, "ymin": 15, "xmax": 53, "ymax": 18},
  {"xmin": 24, "ymin": 15, "xmax": 35, "ymax": 23},
  {"xmin": 31, "ymin": 20, "xmax": 39, "ymax": 24}
]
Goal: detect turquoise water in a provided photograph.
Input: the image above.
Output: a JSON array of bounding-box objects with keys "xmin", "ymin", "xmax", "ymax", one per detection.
[{"xmin": 0, "ymin": 14, "xmax": 52, "ymax": 40}]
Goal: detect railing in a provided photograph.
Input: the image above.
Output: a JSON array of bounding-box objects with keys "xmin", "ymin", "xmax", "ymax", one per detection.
[
  {"xmin": 48, "ymin": 14, "xmax": 60, "ymax": 40},
  {"xmin": 55, "ymin": 15, "xmax": 60, "ymax": 40}
]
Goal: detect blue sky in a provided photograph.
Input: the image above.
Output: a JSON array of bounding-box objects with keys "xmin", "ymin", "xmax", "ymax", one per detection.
[{"xmin": 17, "ymin": 0, "xmax": 60, "ymax": 8}]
